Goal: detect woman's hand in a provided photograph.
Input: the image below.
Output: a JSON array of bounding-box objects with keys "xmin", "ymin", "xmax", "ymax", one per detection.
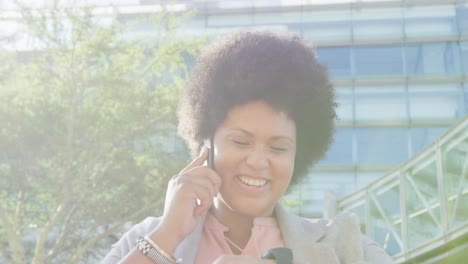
[
  {"xmin": 154, "ymin": 147, "xmax": 222, "ymax": 249},
  {"xmin": 213, "ymin": 255, "xmax": 277, "ymax": 264}
]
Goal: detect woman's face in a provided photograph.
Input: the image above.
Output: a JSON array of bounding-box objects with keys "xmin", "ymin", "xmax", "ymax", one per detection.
[{"xmin": 213, "ymin": 100, "xmax": 296, "ymax": 217}]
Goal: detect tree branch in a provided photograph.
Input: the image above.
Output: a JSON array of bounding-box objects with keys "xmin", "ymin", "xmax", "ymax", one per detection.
[
  {"xmin": 0, "ymin": 203, "xmax": 25, "ymax": 264},
  {"xmin": 31, "ymin": 201, "xmax": 68, "ymax": 264},
  {"xmin": 66, "ymin": 202, "xmax": 158, "ymax": 263},
  {"xmin": 45, "ymin": 203, "xmax": 78, "ymax": 262},
  {"xmin": 14, "ymin": 190, "xmax": 24, "ymax": 225}
]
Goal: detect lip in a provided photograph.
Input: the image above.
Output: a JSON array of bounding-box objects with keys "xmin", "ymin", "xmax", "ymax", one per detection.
[{"xmin": 235, "ymin": 174, "xmax": 270, "ymax": 195}]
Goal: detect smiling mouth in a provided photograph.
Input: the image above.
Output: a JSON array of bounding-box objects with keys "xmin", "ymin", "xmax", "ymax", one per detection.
[{"xmin": 239, "ymin": 176, "xmax": 268, "ymax": 187}]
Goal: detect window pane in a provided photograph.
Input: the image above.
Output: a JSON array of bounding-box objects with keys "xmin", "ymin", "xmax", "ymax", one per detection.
[
  {"xmin": 465, "ymin": 83, "xmax": 468, "ymax": 114},
  {"xmin": 355, "ymin": 46, "xmax": 403, "ymax": 76},
  {"xmin": 335, "ymin": 86, "xmax": 353, "ymax": 121},
  {"xmin": 461, "ymin": 42, "xmax": 468, "ymax": 75},
  {"xmin": 302, "ymin": 10, "xmax": 351, "ymax": 23},
  {"xmin": 405, "ymin": 6, "xmax": 457, "ymax": 37},
  {"xmin": 207, "ymin": 1, "xmax": 251, "ymax": 10},
  {"xmin": 354, "ymin": 20, "xmax": 403, "ymax": 40},
  {"xmin": 408, "ymin": 84, "xmax": 464, "ymax": 120},
  {"xmin": 356, "ymin": 172, "xmax": 384, "ymax": 190},
  {"xmin": 456, "ymin": 5, "xmax": 468, "ymax": 34},
  {"xmin": 355, "ymin": 85, "xmax": 407, "ymax": 121},
  {"xmin": 293, "ymin": 172, "xmax": 356, "ymax": 215},
  {"xmin": 356, "ymin": 128, "xmax": 408, "ymax": 165},
  {"xmin": 302, "ymin": 22, "xmax": 351, "ymax": 42},
  {"xmin": 410, "ymin": 127, "xmax": 448, "ymax": 155},
  {"xmin": 253, "ymin": 11, "xmax": 302, "ymax": 25},
  {"xmin": 319, "ymin": 128, "xmax": 353, "ymax": 165},
  {"xmin": 353, "ymin": 8, "xmax": 403, "ymax": 40},
  {"xmin": 178, "ymin": 17, "xmax": 207, "ymax": 38},
  {"xmin": 302, "ymin": 8, "xmax": 352, "ymax": 41},
  {"xmin": 308, "ymin": 172, "xmax": 356, "ymax": 196},
  {"xmin": 406, "ymin": 42, "xmax": 462, "ymax": 75},
  {"xmin": 207, "ymin": 14, "xmax": 252, "ymax": 27},
  {"xmin": 317, "ymin": 47, "xmax": 351, "ymax": 77}
]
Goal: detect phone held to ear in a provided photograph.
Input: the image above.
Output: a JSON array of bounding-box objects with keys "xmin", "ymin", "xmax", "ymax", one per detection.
[{"xmin": 207, "ymin": 138, "xmax": 214, "ymax": 169}]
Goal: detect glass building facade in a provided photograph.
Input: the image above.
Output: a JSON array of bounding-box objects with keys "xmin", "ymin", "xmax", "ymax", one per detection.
[{"xmin": 162, "ymin": 0, "xmax": 468, "ymax": 217}]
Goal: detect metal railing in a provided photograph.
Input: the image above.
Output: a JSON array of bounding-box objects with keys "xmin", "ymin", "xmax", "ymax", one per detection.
[{"xmin": 337, "ymin": 117, "xmax": 468, "ymax": 263}]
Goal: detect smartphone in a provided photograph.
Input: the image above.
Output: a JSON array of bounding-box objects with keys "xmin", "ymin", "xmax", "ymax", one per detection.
[
  {"xmin": 207, "ymin": 137, "xmax": 215, "ymax": 169},
  {"xmin": 262, "ymin": 247, "xmax": 293, "ymax": 264}
]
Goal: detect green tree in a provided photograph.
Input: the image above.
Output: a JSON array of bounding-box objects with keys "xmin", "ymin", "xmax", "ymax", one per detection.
[{"xmin": 0, "ymin": 2, "xmax": 203, "ymax": 263}]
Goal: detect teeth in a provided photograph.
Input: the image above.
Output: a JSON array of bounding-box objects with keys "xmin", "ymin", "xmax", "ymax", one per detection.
[{"xmin": 239, "ymin": 176, "xmax": 267, "ymax": 187}]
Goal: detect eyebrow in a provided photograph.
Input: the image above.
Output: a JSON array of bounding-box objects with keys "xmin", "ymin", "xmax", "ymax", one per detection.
[{"xmin": 228, "ymin": 128, "xmax": 296, "ymax": 144}]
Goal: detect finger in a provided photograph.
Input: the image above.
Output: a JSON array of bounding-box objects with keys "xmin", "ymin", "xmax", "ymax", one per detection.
[
  {"xmin": 193, "ymin": 186, "xmax": 215, "ymax": 216},
  {"xmin": 170, "ymin": 170, "xmax": 219, "ymax": 206},
  {"xmin": 176, "ymin": 180, "xmax": 215, "ymax": 217},
  {"xmin": 173, "ymin": 174, "xmax": 216, "ymax": 208},
  {"xmin": 183, "ymin": 167, "xmax": 222, "ymax": 195},
  {"xmin": 180, "ymin": 146, "xmax": 209, "ymax": 174}
]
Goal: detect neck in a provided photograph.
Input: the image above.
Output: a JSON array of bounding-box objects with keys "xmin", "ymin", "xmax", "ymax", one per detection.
[{"xmin": 211, "ymin": 199, "xmax": 256, "ymax": 253}]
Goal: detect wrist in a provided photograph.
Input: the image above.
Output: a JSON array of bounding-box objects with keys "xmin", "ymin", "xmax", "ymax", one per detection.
[
  {"xmin": 136, "ymin": 236, "xmax": 181, "ymax": 264},
  {"xmin": 148, "ymin": 223, "xmax": 185, "ymax": 256}
]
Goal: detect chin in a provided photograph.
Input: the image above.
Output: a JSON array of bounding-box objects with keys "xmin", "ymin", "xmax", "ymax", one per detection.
[{"xmin": 230, "ymin": 200, "xmax": 275, "ymax": 217}]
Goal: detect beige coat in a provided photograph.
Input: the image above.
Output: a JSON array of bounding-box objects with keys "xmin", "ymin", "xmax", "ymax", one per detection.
[{"xmin": 102, "ymin": 204, "xmax": 395, "ymax": 264}]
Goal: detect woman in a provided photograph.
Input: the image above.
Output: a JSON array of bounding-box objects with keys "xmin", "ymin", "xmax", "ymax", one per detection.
[{"xmin": 102, "ymin": 32, "xmax": 394, "ymax": 264}]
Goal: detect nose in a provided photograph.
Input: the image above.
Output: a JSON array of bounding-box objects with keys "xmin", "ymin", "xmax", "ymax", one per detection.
[{"xmin": 245, "ymin": 145, "xmax": 269, "ymax": 170}]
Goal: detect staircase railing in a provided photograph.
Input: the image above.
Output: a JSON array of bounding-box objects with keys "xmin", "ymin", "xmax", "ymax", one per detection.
[{"xmin": 337, "ymin": 117, "xmax": 468, "ymax": 263}]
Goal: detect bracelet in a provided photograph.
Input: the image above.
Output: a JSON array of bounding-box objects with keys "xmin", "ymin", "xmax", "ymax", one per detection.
[
  {"xmin": 144, "ymin": 235, "xmax": 180, "ymax": 264},
  {"xmin": 135, "ymin": 236, "xmax": 182, "ymax": 264}
]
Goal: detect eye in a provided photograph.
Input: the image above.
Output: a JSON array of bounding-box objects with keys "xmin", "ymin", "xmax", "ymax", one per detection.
[
  {"xmin": 232, "ymin": 139, "xmax": 249, "ymax": 146},
  {"xmin": 270, "ymin": 145, "xmax": 289, "ymax": 152}
]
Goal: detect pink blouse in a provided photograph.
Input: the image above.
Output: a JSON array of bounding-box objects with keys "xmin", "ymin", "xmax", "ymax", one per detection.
[{"xmin": 195, "ymin": 212, "xmax": 285, "ymax": 264}]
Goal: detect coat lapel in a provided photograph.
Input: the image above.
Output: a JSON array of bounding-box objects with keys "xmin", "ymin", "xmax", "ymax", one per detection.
[
  {"xmin": 275, "ymin": 204, "xmax": 341, "ymax": 264},
  {"xmin": 173, "ymin": 213, "xmax": 207, "ymax": 263}
]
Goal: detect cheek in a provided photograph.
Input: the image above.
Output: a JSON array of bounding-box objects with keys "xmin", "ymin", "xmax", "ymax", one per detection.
[
  {"xmin": 214, "ymin": 147, "xmax": 242, "ymax": 172},
  {"xmin": 276, "ymin": 155, "xmax": 295, "ymax": 178}
]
